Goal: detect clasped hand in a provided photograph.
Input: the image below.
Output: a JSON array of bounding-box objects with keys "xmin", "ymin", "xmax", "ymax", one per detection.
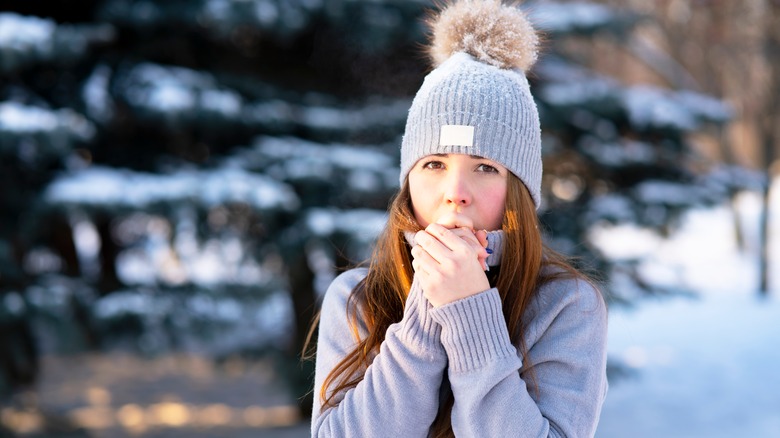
[{"xmin": 410, "ymin": 223, "xmax": 490, "ymax": 307}]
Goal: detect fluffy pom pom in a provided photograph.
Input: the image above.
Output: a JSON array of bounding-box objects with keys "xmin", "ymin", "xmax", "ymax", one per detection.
[{"xmin": 428, "ymin": 0, "xmax": 539, "ymax": 71}]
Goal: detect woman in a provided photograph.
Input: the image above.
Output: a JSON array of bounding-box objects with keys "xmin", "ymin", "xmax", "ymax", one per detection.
[{"xmin": 309, "ymin": 1, "xmax": 608, "ymax": 436}]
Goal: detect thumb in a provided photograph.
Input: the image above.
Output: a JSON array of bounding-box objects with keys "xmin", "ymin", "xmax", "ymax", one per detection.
[
  {"xmin": 475, "ymin": 229, "xmax": 488, "ymax": 249},
  {"xmin": 475, "ymin": 229, "xmax": 490, "ymax": 271}
]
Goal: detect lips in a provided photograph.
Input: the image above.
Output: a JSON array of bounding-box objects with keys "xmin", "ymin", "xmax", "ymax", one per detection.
[{"xmin": 435, "ymin": 211, "xmax": 475, "ymax": 230}]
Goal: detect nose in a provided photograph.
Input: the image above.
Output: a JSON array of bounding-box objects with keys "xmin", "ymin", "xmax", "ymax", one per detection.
[{"xmin": 444, "ymin": 172, "xmax": 472, "ymax": 207}]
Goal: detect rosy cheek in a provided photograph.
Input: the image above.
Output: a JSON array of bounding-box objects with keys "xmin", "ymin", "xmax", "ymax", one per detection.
[
  {"xmin": 409, "ymin": 193, "xmax": 432, "ymax": 228},
  {"xmin": 482, "ymin": 189, "xmax": 507, "ymax": 229}
]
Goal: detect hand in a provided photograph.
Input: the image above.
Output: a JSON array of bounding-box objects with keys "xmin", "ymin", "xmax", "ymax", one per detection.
[{"xmin": 410, "ymin": 223, "xmax": 490, "ymax": 307}]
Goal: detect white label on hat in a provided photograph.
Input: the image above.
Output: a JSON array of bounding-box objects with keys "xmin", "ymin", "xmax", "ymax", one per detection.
[{"xmin": 439, "ymin": 125, "xmax": 474, "ymax": 147}]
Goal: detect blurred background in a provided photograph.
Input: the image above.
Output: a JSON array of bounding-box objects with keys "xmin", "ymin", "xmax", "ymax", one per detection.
[{"xmin": 0, "ymin": 0, "xmax": 778, "ymax": 437}]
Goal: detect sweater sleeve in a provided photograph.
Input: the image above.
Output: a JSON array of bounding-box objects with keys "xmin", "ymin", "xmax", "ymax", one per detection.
[
  {"xmin": 311, "ymin": 269, "xmax": 447, "ymax": 437},
  {"xmin": 429, "ymin": 279, "xmax": 608, "ymax": 438}
]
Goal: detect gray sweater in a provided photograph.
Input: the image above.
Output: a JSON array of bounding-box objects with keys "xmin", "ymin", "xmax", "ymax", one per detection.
[{"xmin": 311, "ymin": 238, "xmax": 608, "ymax": 437}]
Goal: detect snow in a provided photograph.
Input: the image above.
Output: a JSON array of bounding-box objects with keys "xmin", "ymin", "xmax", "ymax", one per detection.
[
  {"xmin": 110, "ymin": 212, "xmax": 272, "ymax": 288},
  {"xmin": 633, "ymin": 179, "xmax": 717, "ymax": 207},
  {"xmin": 44, "ymin": 165, "xmax": 300, "ymax": 288},
  {"xmin": 147, "ymin": 83, "xmax": 196, "ymax": 112},
  {"xmin": 622, "ymin": 86, "xmax": 731, "ymax": 132},
  {"xmin": 200, "ymin": 89, "xmax": 242, "ymax": 116},
  {"xmin": 117, "ymin": 61, "xmax": 408, "ymax": 133},
  {"xmin": 295, "ymin": 99, "xmax": 410, "ymax": 131},
  {"xmin": 588, "ymin": 224, "xmax": 661, "ymax": 261},
  {"xmin": 90, "ymin": 286, "xmax": 295, "ymax": 353},
  {"xmin": 585, "ymin": 194, "xmax": 637, "ymax": 224},
  {"xmin": 255, "ymin": 136, "xmax": 394, "ymax": 170},
  {"xmin": 540, "ymin": 78, "xmax": 734, "ymax": 134},
  {"xmin": 305, "ymin": 208, "xmax": 387, "ymax": 241},
  {"xmin": 0, "ymin": 13, "xmax": 54, "ymax": 52},
  {"xmin": 530, "ymin": 2, "xmax": 615, "ymax": 34},
  {"xmin": 82, "ymin": 64, "xmax": 115, "ymax": 123},
  {"xmin": 675, "ymin": 90, "xmax": 734, "ymax": 123},
  {"xmin": 622, "ymin": 86, "xmax": 698, "ymax": 132},
  {"xmin": 249, "ymin": 136, "xmax": 399, "ymax": 191},
  {"xmin": 0, "ymin": 13, "xmax": 114, "ymax": 72},
  {"xmin": 0, "ymin": 102, "xmax": 58, "ymax": 132},
  {"xmin": 701, "ymin": 165, "xmax": 766, "ymax": 194},
  {"xmin": 121, "ymin": 63, "xmax": 238, "ymax": 117},
  {"xmin": 580, "ymin": 139, "xmax": 656, "ymax": 167},
  {"xmin": 538, "ymin": 76, "xmax": 617, "ymax": 107},
  {"xmin": 535, "ymin": 55, "xmax": 593, "ymax": 83},
  {"xmin": 594, "ymin": 182, "xmax": 780, "ymax": 437},
  {"xmin": 0, "ymin": 101, "xmax": 95, "ymax": 140},
  {"xmin": 44, "ymin": 166, "xmax": 300, "ymax": 212},
  {"xmin": 537, "ymin": 62, "xmax": 732, "ymax": 136},
  {"xmin": 600, "ymin": 294, "xmax": 780, "ymax": 437},
  {"xmin": 93, "ymin": 289, "xmax": 167, "ymax": 320}
]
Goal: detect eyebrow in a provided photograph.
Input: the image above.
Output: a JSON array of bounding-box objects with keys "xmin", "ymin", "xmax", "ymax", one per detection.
[{"xmin": 430, "ymin": 153, "xmax": 487, "ymax": 160}]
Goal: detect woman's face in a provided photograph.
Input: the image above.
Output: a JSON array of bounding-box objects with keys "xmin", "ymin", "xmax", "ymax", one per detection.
[{"xmin": 408, "ymin": 153, "xmax": 508, "ymax": 231}]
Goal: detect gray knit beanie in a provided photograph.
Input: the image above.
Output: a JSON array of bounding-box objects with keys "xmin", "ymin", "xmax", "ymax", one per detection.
[{"xmin": 400, "ymin": 0, "xmax": 543, "ymax": 208}]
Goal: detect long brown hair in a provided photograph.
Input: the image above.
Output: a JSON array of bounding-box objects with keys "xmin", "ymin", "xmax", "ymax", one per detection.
[{"xmin": 307, "ymin": 173, "xmax": 589, "ymax": 436}]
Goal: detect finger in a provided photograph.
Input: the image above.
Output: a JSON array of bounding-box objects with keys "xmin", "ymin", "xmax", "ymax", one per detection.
[
  {"xmin": 450, "ymin": 228, "xmax": 488, "ymax": 252},
  {"xmin": 411, "ymin": 244, "xmax": 440, "ymax": 273},
  {"xmin": 425, "ymin": 223, "xmax": 473, "ymax": 251},
  {"xmin": 448, "ymin": 227, "xmax": 489, "ymax": 260},
  {"xmin": 416, "ymin": 227, "xmax": 472, "ymax": 267},
  {"xmin": 450, "ymin": 228, "xmax": 489, "ymax": 267},
  {"xmin": 475, "ymin": 229, "xmax": 488, "ymax": 249},
  {"xmin": 410, "ymin": 249, "xmax": 430, "ymax": 276},
  {"xmin": 448, "ymin": 227, "xmax": 481, "ymax": 246},
  {"xmin": 413, "ymin": 230, "xmax": 453, "ymax": 265}
]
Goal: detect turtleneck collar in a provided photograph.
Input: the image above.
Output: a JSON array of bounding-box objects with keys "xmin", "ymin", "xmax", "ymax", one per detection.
[{"xmin": 403, "ymin": 229, "xmax": 505, "ymax": 267}]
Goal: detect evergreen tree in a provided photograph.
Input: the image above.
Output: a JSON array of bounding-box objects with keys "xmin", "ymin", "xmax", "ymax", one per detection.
[{"xmin": 0, "ymin": 0, "xmax": 751, "ymax": 418}]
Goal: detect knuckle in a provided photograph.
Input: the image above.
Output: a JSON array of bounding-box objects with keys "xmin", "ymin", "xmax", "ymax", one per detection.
[{"xmin": 427, "ymin": 223, "xmax": 447, "ymax": 237}]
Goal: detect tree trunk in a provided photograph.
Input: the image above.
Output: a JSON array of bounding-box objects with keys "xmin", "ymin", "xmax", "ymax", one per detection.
[
  {"xmin": 287, "ymin": 243, "xmax": 317, "ymax": 419},
  {"xmin": 95, "ymin": 214, "xmax": 122, "ymax": 295},
  {"xmin": 758, "ymin": 178, "xmax": 771, "ymax": 296},
  {"xmin": 758, "ymin": 0, "xmax": 779, "ymax": 296},
  {"xmin": 717, "ymin": 124, "xmax": 747, "ymax": 252}
]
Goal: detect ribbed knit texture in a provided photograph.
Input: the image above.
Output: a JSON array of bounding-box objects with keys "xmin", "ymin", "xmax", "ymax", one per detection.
[
  {"xmin": 429, "ymin": 289, "xmax": 516, "ymax": 373},
  {"xmin": 398, "ymin": 276, "xmax": 443, "ymax": 353},
  {"xmin": 485, "ymin": 229, "xmax": 504, "ymax": 266},
  {"xmin": 400, "ymin": 51, "xmax": 543, "ymax": 208},
  {"xmin": 312, "ymin": 248, "xmax": 609, "ymax": 437}
]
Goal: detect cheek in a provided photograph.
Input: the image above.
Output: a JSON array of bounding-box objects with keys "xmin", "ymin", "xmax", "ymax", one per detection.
[
  {"xmin": 408, "ymin": 174, "xmax": 432, "ymax": 227},
  {"xmin": 481, "ymin": 186, "xmax": 507, "ymax": 229},
  {"xmin": 409, "ymin": 195, "xmax": 433, "ymax": 228}
]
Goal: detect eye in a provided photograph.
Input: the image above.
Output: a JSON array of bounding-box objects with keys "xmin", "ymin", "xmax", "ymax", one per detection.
[
  {"xmin": 422, "ymin": 160, "xmax": 445, "ymax": 170},
  {"xmin": 476, "ymin": 163, "xmax": 499, "ymax": 173}
]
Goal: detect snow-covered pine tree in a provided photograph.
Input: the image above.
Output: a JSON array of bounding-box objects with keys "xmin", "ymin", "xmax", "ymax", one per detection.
[{"xmin": 0, "ymin": 0, "xmax": 750, "ymax": 418}]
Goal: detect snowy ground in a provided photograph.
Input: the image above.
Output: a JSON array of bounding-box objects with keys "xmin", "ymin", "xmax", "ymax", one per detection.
[
  {"xmin": 9, "ymin": 191, "xmax": 777, "ymax": 438},
  {"xmin": 599, "ymin": 293, "xmax": 780, "ymax": 437},
  {"xmin": 595, "ymin": 188, "xmax": 780, "ymax": 437}
]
